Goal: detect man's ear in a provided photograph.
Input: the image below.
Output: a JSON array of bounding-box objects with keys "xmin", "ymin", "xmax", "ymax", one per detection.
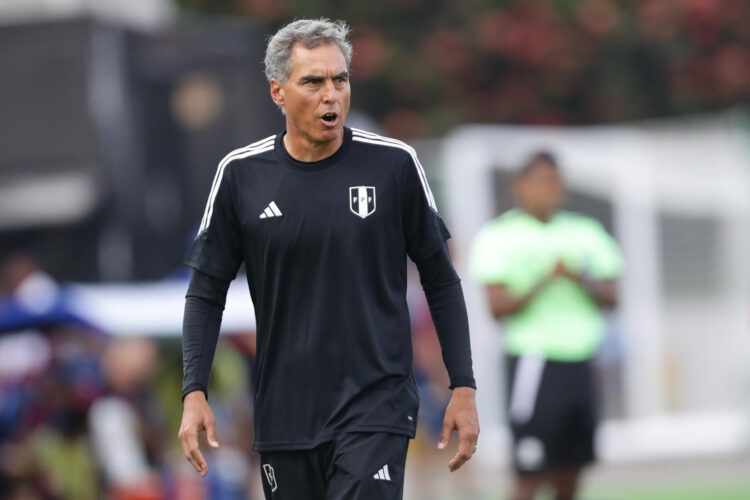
[{"xmin": 270, "ymin": 79, "xmax": 284, "ymax": 108}]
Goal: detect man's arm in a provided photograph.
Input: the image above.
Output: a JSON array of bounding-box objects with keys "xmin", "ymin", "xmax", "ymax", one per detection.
[
  {"xmin": 415, "ymin": 244, "xmax": 479, "ymax": 472},
  {"xmin": 484, "ymin": 270, "xmax": 552, "ymax": 320},
  {"xmin": 485, "ymin": 282, "xmax": 542, "ymax": 320},
  {"xmin": 484, "ymin": 260, "xmax": 617, "ymax": 320},
  {"xmin": 178, "ymin": 270, "xmax": 231, "ymax": 477},
  {"xmin": 552, "ymin": 261, "xmax": 618, "ymax": 308},
  {"xmin": 585, "ymin": 279, "xmax": 617, "ymax": 308}
]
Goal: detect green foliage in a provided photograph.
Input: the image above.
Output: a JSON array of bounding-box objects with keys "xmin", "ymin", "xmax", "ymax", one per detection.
[{"xmin": 176, "ymin": 0, "xmax": 750, "ymax": 136}]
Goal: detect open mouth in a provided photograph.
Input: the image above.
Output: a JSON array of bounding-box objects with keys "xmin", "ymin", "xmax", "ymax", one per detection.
[{"xmin": 321, "ymin": 112, "xmax": 338, "ymax": 125}]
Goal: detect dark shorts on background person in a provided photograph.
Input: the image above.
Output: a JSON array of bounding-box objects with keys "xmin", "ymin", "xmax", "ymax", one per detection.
[
  {"xmin": 505, "ymin": 354, "xmax": 598, "ymax": 472},
  {"xmin": 259, "ymin": 432, "xmax": 409, "ymax": 500}
]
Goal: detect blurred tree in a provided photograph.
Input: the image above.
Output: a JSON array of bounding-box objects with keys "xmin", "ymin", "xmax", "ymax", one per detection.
[{"xmin": 176, "ymin": 0, "xmax": 750, "ymax": 137}]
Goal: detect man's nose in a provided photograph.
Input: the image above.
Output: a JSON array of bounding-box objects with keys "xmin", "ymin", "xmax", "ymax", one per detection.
[{"xmin": 321, "ymin": 79, "xmax": 335, "ymax": 102}]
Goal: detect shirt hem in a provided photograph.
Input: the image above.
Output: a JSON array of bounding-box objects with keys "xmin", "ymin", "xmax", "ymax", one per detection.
[
  {"xmin": 504, "ymin": 347, "xmax": 598, "ymax": 363},
  {"xmin": 184, "ymin": 260, "xmax": 237, "ymax": 282},
  {"xmin": 252, "ymin": 425, "xmax": 416, "ymax": 452}
]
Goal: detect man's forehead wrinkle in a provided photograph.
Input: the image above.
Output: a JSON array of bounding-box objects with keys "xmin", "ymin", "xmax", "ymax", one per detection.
[{"xmin": 288, "ymin": 45, "xmax": 348, "ymax": 77}]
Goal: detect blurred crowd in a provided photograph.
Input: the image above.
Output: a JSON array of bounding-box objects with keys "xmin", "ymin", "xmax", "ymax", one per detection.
[
  {"xmin": 0, "ymin": 254, "xmax": 241, "ymax": 499},
  {"xmin": 0, "ymin": 255, "xmax": 452, "ymax": 500}
]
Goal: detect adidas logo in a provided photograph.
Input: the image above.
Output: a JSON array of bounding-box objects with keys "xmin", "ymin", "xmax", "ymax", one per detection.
[
  {"xmin": 259, "ymin": 201, "xmax": 283, "ymax": 219},
  {"xmin": 373, "ymin": 464, "xmax": 391, "ymax": 481}
]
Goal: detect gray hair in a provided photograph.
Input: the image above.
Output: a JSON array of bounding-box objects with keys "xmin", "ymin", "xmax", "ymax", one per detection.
[{"xmin": 264, "ymin": 18, "xmax": 353, "ymax": 83}]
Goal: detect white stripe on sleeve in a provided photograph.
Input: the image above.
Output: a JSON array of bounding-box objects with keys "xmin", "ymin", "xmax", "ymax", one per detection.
[
  {"xmin": 196, "ymin": 136, "xmax": 275, "ymax": 236},
  {"xmin": 351, "ymin": 129, "xmax": 437, "ymax": 211}
]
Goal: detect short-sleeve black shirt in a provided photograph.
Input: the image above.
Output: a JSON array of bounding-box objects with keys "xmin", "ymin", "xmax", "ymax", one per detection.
[{"xmin": 185, "ymin": 127, "xmax": 450, "ymax": 451}]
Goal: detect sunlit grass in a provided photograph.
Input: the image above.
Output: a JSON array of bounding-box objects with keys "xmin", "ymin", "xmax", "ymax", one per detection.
[{"xmin": 582, "ymin": 482, "xmax": 750, "ymax": 500}]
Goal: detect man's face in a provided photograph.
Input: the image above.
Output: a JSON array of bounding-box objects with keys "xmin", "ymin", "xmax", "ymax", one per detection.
[
  {"xmin": 270, "ymin": 42, "xmax": 351, "ymax": 145},
  {"xmin": 514, "ymin": 162, "xmax": 565, "ymax": 215}
]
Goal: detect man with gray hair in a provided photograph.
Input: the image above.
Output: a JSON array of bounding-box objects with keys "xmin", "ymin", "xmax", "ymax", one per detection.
[{"xmin": 178, "ymin": 18, "xmax": 478, "ymax": 499}]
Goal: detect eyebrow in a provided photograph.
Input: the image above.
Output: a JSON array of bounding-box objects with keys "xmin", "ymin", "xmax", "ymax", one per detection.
[
  {"xmin": 299, "ymin": 75, "xmax": 324, "ymax": 84},
  {"xmin": 299, "ymin": 71, "xmax": 349, "ymax": 84}
]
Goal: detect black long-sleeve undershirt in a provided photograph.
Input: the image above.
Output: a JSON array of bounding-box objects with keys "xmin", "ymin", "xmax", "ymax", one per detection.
[
  {"xmin": 181, "ymin": 246, "xmax": 475, "ymax": 400},
  {"xmin": 181, "ymin": 271, "xmax": 229, "ymax": 401},
  {"xmin": 415, "ymin": 243, "xmax": 476, "ymax": 389}
]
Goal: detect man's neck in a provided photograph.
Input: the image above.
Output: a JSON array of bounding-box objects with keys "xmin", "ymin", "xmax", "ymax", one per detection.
[
  {"xmin": 521, "ymin": 206, "xmax": 555, "ymax": 223},
  {"xmin": 283, "ymin": 126, "xmax": 344, "ymax": 162}
]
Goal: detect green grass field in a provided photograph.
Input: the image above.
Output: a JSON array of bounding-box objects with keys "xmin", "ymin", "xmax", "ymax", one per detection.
[
  {"xmin": 582, "ymin": 483, "xmax": 750, "ymax": 500},
  {"xmin": 437, "ymin": 483, "xmax": 750, "ymax": 500},
  {"xmin": 403, "ymin": 454, "xmax": 750, "ymax": 500},
  {"xmin": 580, "ymin": 457, "xmax": 750, "ymax": 500}
]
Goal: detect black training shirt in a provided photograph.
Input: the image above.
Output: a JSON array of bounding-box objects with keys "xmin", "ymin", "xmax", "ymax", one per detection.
[{"xmin": 185, "ymin": 127, "xmax": 456, "ymax": 451}]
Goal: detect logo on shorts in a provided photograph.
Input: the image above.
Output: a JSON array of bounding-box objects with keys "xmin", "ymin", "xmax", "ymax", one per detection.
[
  {"xmin": 349, "ymin": 186, "xmax": 376, "ymax": 219},
  {"xmin": 373, "ymin": 464, "xmax": 391, "ymax": 481},
  {"xmin": 263, "ymin": 464, "xmax": 278, "ymax": 492}
]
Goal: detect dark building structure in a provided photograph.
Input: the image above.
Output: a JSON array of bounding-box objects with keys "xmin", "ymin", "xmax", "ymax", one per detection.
[{"xmin": 0, "ymin": 17, "xmax": 282, "ymax": 281}]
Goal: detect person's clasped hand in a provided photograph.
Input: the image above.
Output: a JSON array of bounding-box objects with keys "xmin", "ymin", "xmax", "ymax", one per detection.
[{"xmin": 552, "ymin": 260, "xmax": 582, "ymax": 282}]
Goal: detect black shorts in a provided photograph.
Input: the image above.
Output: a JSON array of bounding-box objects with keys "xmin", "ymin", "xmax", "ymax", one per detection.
[
  {"xmin": 259, "ymin": 432, "xmax": 409, "ymax": 500},
  {"xmin": 505, "ymin": 355, "xmax": 598, "ymax": 472}
]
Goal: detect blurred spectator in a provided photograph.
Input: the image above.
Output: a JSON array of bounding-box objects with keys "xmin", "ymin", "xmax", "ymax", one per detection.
[
  {"xmin": 406, "ymin": 266, "xmax": 452, "ymax": 437},
  {"xmin": 469, "ymin": 152, "xmax": 622, "ymax": 500},
  {"xmin": 0, "ymin": 250, "xmax": 263, "ymax": 499},
  {"xmin": 89, "ymin": 337, "xmax": 163, "ymax": 500},
  {"xmin": 407, "ymin": 263, "xmax": 481, "ymax": 498},
  {"xmin": 0, "ymin": 254, "xmax": 60, "ymax": 312}
]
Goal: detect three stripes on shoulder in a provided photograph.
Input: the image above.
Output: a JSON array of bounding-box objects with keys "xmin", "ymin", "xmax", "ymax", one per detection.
[
  {"xmin": 199, "ymin": 135, "xmax": 275, "ymax": 234},
  {"xmin": 351, "ymin": 128, "xmax": 437, "ymax": 212}
]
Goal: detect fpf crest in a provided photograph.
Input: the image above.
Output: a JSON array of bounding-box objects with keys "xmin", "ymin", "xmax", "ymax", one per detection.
[{"xmin": 349, "ymin": 186, "xmax": 376, "ymax": 219}]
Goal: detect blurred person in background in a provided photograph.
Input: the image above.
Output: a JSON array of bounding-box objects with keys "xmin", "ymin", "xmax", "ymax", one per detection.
[
  {"xmin": 0, "ymin": 253, "xmax": 61, "ymax": 317},
  {"xmin": 178, "ymin": 17, "xmax": 478, "ymax": 500},
  {"xmin": 89, "ymin": 337, "xmax": 164, "ymax": 500},
  {"xmin": 407, "ymin": 263, "xmax": 480, "ymax": 499},
  {"xmin": 469, "ymin": 152, "xmax": 622, "ymax": 500}
]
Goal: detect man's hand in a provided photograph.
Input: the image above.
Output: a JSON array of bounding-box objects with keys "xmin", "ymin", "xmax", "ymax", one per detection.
[
  {"xmin": 178, "ymin": 391, "xmax": 219, "ymax": 477},
  {"xmin": 553, "ymin": 260, "xmax": 617, "ymax": 307},
  {"xmin": 552, "ymin": 260, "xmax": 581, "ymax": 282},
  {"xmin": 437, "ymin": 387, "xmax": 480, "ymax": 472}
]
